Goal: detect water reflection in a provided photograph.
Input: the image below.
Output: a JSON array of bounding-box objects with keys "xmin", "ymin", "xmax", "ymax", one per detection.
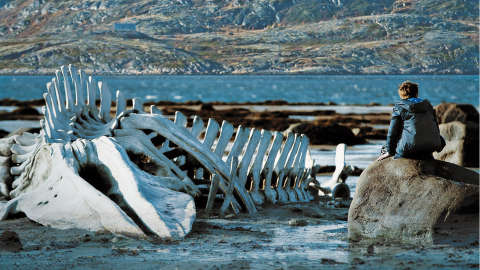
[{"xmin": 310, "ymin": 140, "xmax": 384, "ymax": 169}]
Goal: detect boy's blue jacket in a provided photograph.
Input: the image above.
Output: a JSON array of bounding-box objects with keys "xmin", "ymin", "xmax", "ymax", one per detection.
[{"xmin": 386, "ymin": 98, "xmax": 445, "ymax": 158}]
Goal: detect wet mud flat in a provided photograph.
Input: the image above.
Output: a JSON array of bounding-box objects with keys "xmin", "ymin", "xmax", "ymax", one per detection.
[{"xmin": 0, "ymin": 197, "xmax": 478, "ymax": 269}]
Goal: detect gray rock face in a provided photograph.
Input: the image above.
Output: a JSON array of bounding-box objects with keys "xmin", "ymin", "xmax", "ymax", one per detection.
[
  {"xmin": 434, "ymin": 103, "xmax": 479, "ymax": 124},
  {"xmin": 434, "ymin": 121, "xmax": 479, "ymax": 167},
  {"xmin": 433, "ymin": 104, "xmax": 479, "ymax": 167},
  {"xmin": 348, "ymin": 158, "xmax": 479, "ymax": 244}
]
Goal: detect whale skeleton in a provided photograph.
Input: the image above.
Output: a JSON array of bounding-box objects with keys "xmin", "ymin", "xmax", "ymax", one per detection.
[{"xmin": 0, "ymin": 64, "xmax": 352, "ymax": 238}]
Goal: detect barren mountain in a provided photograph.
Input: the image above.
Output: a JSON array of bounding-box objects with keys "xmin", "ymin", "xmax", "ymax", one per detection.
[{"xmin": 0, "ymin": 0, "xmax": 478, "ymax": 74}]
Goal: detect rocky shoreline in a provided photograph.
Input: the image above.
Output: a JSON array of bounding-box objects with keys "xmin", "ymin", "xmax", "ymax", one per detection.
[
  {"xmin": 0, "ymin": 99, "xmax": 391, "ymax": 144},
  {"xmin": 0, "ymin": 100, "xmax": 478, "ymax": 268}
]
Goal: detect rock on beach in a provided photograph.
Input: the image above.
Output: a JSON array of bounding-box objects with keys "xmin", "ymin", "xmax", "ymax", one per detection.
[
  {"xmin": 434, "ymin": 121, "xmax": 479, "ymax": 167},
  {"xmin": 285, "ymin": 122, "xmax": 366, "ymax": 145},
  {"xmin": 433, "ymin": 103, "xmax": 479, "ymax": 167},
  {"xmin": 434, "ymin": 103, "xmax": 479, "ymax": 124},
  {"xmin": 348, "ymin": 158, "xmax": 479, "ymax": 244}
]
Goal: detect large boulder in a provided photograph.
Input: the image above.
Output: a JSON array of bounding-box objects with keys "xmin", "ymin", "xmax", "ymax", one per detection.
[
  {"xmin": 348, "ymin": 158, "xmax": 479, "ymax": 244},
  {"xmin": 434, "ymin": 121, "xmax": 479, "ymax": 167},
  {"xmin": 11, "ymin": 107, "xmax": 40, "ymax": 115},
  {"xmin": 285, "ymin": 122, "xmax": 366, "ymax": 145},
  {"xmin": 434, "ymin": 103, "xmax": 479, "ymax": 124}
]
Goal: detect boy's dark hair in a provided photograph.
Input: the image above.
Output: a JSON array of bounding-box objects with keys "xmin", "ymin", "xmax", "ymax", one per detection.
[{"xmin": 398, "ymin": 81, "xmax": 419, "ymax": 99}]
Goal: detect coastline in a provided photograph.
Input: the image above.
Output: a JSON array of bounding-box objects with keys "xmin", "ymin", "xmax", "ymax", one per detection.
[{"xmin": 0, "ymin": 102, "xmax": 478, "ymax": 269}]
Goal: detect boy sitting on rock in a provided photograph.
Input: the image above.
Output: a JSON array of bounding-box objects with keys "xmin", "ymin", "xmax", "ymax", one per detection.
[{"xmin": 377, "ymin": 81, "xmax": 445, "ymax": 161}]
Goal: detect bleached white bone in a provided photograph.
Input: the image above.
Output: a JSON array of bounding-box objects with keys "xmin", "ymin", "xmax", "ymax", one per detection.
[
  {"xmin": 42, "ymin": 101, "xmax": 71, "ymax": 142},
  {"xmin": 46, "ymin": 82, "xmax": 64, "ymax": 121},
  {"xmin": 4, "ymin": 139, "xmax": 197, "ymax": 238},
  {"xmin": 98, "ymin": 81, "xmax": 112, "ymax": 122},
  {"xmin": 174, "ymin": 111, "xmax": 187, "ymax": 127},
  {"xmin": 237, "ymin": 128, "xmax": 261, "ymax": 186},
  {"xmin": 14, "ymin": 133, "xmax": 37, "ymax": 147},
  {"xmin": 195, "ymin": 168, "xmax": 204, "ymax": 179},
  {"xmin": 261, "ymin": 131, "xmax": 283, "ymax": 204},
  {"xmin": 298, "ymin": 168, "xmax": 314, "ymax": 201},
  {"xmin": 87, "ymin": 76, "xmax": 97, "ymax": 109},
  {"xmin": 202, "ymin": 118, "xmax": 220, "ymax": 149},
  {"xmin": 0, "ymin": 139, "xmax": 15, "ymax": 156},
  {"xmin": 311, "ymin": 143, "xmax": 352, "ymax": 199},
  {"xmin": 283, "ymin": 135, "xmax": 306, "ymax": 202},
  {"xmin": 112, "ymin": 129, "xmax": 200, "ymax": 197},
  {"xmin": 0, "ymin": 156, "xmax": 10, "ymax": 166},
  {"xmin": 159, "ymin": 111, "xmax": 188, "ymax": 153},
  {"xmin": 44, "ymin": 95, "xmax": 63, "ymax": 131},
  {"xmin": 116, "ymin": 91, "xmax": 127, "ymax": 118},
  {"xmin": 248, "ymin": 130, "xmax": 272, "ymax": 205},
  {"xmin": 52, "ymin": 75, "xmax": 68, "ymax": 114},
  {"xmin": 273, "ymin": 133, "xmax": 295, "ymax": 203},
  {"xmin": 190, "ymin": 116, "xmax": 204, "ymax": 139},
  {"xmin": 119, "ymin": 114, "xmax": 255, "ymax": 213},
  {"xmin": 116, "ymin": 119, "xmax": 239, "ymax": 208},
  {"xmin": 59, "ymin": 66, "xmax": 77, "ymax": 113},
  {"xmin": 2, "ymin": 143, "xmax": 146, "ymax": 237},
  {"xmin": 69, "ymin": 64, "xmax": 86, "ymax": 107},
  {"xmin": 150, "ymin": 105, "xmax": 163, "ymax": 115},
  {"xmin": 291, "ymin": 135, "xmax": 310, "ymax": 202},
  {"xmin": 132, "ymin": 98, "xmax": 143, "ymax": 112},
  {"xmin": 79, "ymin": 70, "xmax": 88, "ymax": 102},
  {"xmin": 213, "ymin": 121, "xmax": 234, "ymax": 157},
  {"xmin": 219, "ymin": 157, "xmax": 238, "ymax": 219},
  {"xmin": 205, "ymin": 174, "xmax": 221, "ymax": 217},
  {"xmin": 10, "ymin": 143, "xmax": 37, "ymax": 156},
  {"xmin": 277, "ymin": 133, "xmax": 301, "ymax": 202},
  {"xmin": 226, "ymin": 126, "xmax": 249, "ymax": 166}
]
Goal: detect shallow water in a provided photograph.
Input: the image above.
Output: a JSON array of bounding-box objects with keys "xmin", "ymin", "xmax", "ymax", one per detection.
[
  {"xmin": 0, "ymin": 75, "xmax": 478, "ymax": 106},
  {"xmin": 310, "ymin": 140, "xmax": 384, "ymax": 169}
]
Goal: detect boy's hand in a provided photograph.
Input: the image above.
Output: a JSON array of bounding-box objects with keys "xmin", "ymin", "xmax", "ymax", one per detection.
[{"xmin": 376, "ymin": 152, "xmax": 392, "ymax": 161}]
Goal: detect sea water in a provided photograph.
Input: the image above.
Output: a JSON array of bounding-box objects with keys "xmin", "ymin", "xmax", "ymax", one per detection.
[{"xmin": 0, "ymin": 75, "xmax": 478, "ymax": 106}]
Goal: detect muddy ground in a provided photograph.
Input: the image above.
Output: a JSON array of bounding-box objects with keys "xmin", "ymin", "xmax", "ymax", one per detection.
[{"xmin": 0, "ymin": 196, "xmax": 478, "ymax": 270}]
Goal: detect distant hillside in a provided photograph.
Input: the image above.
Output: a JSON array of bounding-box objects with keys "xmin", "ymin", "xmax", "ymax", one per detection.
[{"xmin": 0, "ymin": 0, "xmax": 478, "ymax": 75}]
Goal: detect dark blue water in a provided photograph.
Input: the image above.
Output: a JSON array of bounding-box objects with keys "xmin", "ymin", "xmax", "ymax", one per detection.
[{"xmin": 0, "ymin": 75, "xmax": 478, "ymax": 106}]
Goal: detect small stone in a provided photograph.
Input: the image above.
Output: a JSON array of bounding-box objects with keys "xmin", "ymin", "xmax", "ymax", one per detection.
[
  {"xmin": 340, "ymin": 200, "xmax": 351, "ymax": 208},
  {"xmin": 288, "ymin": 219, "xmax": 307, "ymax": 226},
  {"xmin": 367, "ymin": 244, "xmax": 374, "ymax": 254},
  {"xmin": 352, "ymin": 258, "xmax": 365, "ymax": 264},
  {"xmin": 290, "ymin": 207, "xmax": 303, "ymax": 213},
  {"xmin": 0, "ymin": 230, "xmax": 21, "ymax": 245},
  {"xmin": 310, "ymin": 213, "xmax": 326, "ymax": 218},
  {"xmin": 333, "ymin": 213, "xmax": 348, "ymax": 221},
  {"xmin": 321, "ymin": 258, "xmax": 337, "ymax": 264}
]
